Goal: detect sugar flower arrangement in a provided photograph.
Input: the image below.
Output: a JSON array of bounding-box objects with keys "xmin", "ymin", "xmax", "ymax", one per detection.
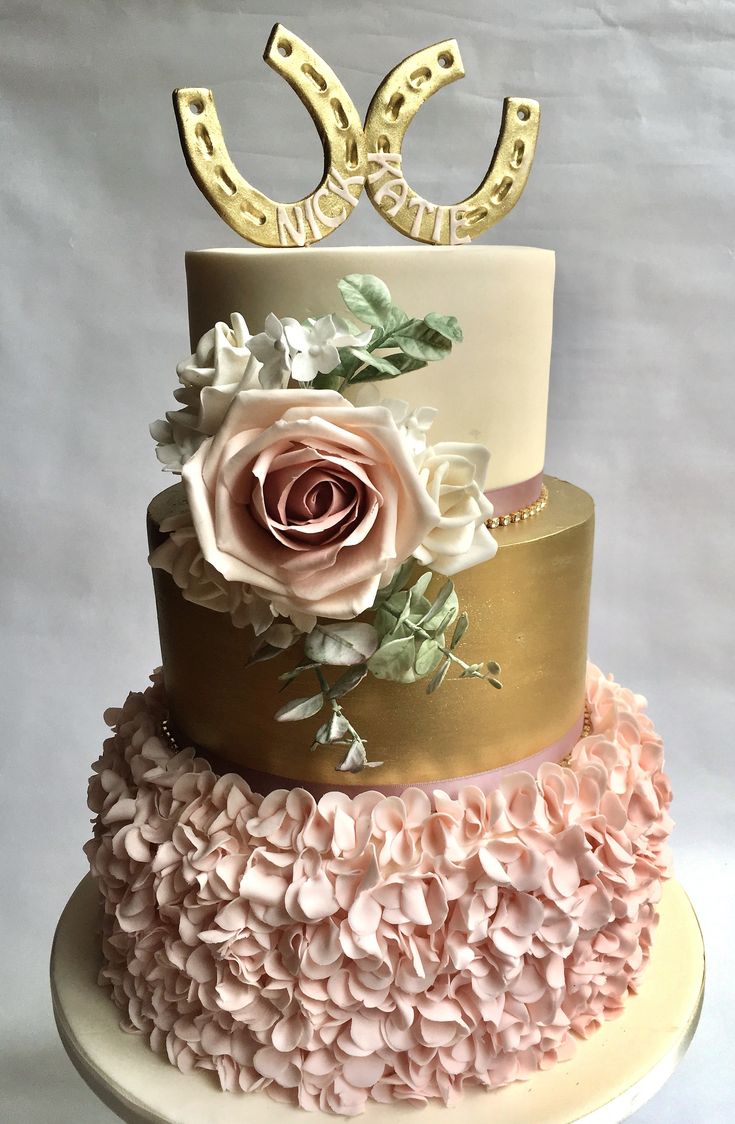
[{"xmin": 150, "ymin": 275, "xmax": 501, "ymax": 770}]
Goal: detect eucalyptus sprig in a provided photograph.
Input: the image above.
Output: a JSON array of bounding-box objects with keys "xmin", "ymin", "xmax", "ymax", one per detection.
[
  {"xmin": 268, "ymin": 563, "xmax": 501, "ymax": 772},
  {"xmin": 369, "ymin": 567, "xmax": 503, "ymax": 694},
  {"xmin": 312, "ymin": 274, "xmax": 463, "ymax": 391},
  {"xmin": 273, "ymin": 622, "xmax": 382, "ymax": 773}
]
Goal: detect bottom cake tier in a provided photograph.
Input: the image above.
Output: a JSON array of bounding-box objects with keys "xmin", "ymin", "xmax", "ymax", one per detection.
[{"xmin": 85, "ymin": 664, "xmax": 673, "ymax": 1117}]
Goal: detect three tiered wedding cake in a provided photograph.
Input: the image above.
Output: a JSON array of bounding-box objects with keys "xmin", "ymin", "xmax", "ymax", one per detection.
[{"xmin": 84, "ymin": 25, "xmax": 672, "ymax": 1116}]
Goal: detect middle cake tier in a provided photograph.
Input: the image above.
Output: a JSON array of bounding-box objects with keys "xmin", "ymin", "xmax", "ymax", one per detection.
[{"xmin": 149, "ymin": 476, "xmax": 594, "ymax": 789}]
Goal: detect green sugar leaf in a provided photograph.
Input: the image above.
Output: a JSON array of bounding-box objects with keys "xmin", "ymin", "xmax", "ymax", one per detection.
[
  {"xmin": 347, "ymin": 349, "xmax": 401, "ymax": 379},
  {"xmin": 275, "ymin": 694, "xmax": 325, "ymax": 722},
  {"xmin": 385, "ymin": 304, "xmax": 410, "ymax": 333},
  {"xmin": 245, "ymin": 643, "xmax": 283, "ymax": 666},
  {"xmin": 339, "ymin": 274, "xmax": 393, "ymax": 328},
  {"xmin": 420, "ymin": 579, "xmax": 459, "ymax": 632},
  {"xmin": 368, "ymin": 637, "xmax": 418, "ymax": 683},
  {"xmin": 383, "ymin": 320, "xmax": 453, "ymax": 361},
  {"xmin": 424, "ymin": 312, "xmax": 464, "ymax": 342},
  {"xmin": 336, "ymin": 739, "xmax": 371, "ymax": 773},
  {"xmin": 313, "ymin": 713, "xmax": 351, "ymax": 745},
  {"xmin": 278, "ymin": 660, "xmax": 321, "ymax": 688},
  {"xmin": 328, "ymin": 665, "xmax": 369, "ymax": 699},
  {"xmin": 384, "ymin": 352, "xmax": 427, "ymax": 375},
  {"xmin": 305, "ymin": 622, "xmax": 379, "ymax": 666},
  {"xmin": 349, "ymin": 347, "xmax": 395, "ymax": 369},
  {"xmin": 450, "ymin": 612, "xmax": 469, "ymax": 649},
  {"xmin": 426, "ymin": 659, "xmax": 451, "ymax": 695},
  {"xmin": 312, "ymin": 370, "xmax": 344, "ymax": 391},
  {"xmin": 414, "ymin": 638, "xmax": 443, "ymax": 677},
  {"xmin": 372, "ymin": 560, "xmax": 415, "ymax": 606}
]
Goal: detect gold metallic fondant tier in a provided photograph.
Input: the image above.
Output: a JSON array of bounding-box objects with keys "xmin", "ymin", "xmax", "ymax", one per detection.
[{"xmin": 148, "ymin": 476, "xmax": 593, "ymax": 786}]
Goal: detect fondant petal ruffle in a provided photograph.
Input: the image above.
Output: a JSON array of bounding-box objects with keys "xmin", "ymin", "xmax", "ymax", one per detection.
[{"xmin": 85, "ymin": 663, "xmax": 673, "ymax": 1115}]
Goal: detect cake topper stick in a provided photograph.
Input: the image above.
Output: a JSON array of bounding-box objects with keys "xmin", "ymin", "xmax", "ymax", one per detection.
[
  {"xmin": 363, "ymin": 40, "xmax": 540, "ymax": 245},
  {"xmin": 173, "ymin": 24, "xmax": 366, "ymax": 248}
]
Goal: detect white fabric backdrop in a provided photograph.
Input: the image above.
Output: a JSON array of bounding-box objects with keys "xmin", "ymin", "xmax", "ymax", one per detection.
[{"xmin": 1, "ymin": 0, "xmax": 732, "ymax": 1119}]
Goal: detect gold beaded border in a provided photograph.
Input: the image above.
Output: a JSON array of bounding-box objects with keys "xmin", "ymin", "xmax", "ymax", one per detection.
[
  {"xmin": 559, "ymin": 705, "xmax": 593, "ymax": 768},
  {"xmin": 486, "ymin": 484, "xmax": 548, "ymax": 530},
  {"xmin": 581, "ymin": 705, "xmax": 593, "ymax": 739},
  {"xmin": 160, "ymin": 716, "xmax": 181, "ymax": 753}
]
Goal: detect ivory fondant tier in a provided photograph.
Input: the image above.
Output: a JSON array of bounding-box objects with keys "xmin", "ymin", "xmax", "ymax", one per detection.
[
  {"xmin": 148, "ymin": 476, "xmax": 593, "ymax": 788},
  {"xmin": 184, "ymin": 245, "xmax": 555, "ymax": 496}
]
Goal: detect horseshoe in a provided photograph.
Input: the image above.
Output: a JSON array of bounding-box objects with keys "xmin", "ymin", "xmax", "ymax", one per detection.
[
  {"xmin": 173, "ymin": 24, "xmax": 367, "ymax": 248},
  {"xmin": 363, "ymin": 39, "xmax": 540, "ymax": 245}
]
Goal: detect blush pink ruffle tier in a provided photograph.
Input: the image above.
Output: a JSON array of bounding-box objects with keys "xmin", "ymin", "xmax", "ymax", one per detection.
[{"xmin": 85, "ymin": 664, "xmax": 673, "ymax": 1117}]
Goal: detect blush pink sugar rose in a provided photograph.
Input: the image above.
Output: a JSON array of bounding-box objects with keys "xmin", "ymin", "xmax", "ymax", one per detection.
[{"xmin": 181, "ymin": 390, "xmax": 441, "ymax": 620}]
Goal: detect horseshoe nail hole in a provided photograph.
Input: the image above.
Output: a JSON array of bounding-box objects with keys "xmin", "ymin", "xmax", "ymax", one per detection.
[
  {"xmin": 346, "ymin": 138, "xmax": 359, "ymax": 169},
  {"xmin": 277, "ymin": 39, "xmax": 292, "ymax": 57},
  {"xmin": 377, "ymin": 134, "xmax": 390, "ymax": 152},
  {"xmin": 386, "ymin": 92, "xmax": 404, "ymax": 121},
  {"xmin": 510, "ymin": 139, "xmax": 525, "ymax": 168},
  {"xmin": 490, "ymin": 176, "xmax": 513, "ymax": 205},
  {"xmin": 516, "ymin": 105, "xmax": 531, "ymax": 121},
  {"xmin": 331, "ymin": 98, "xmax": 349, "ymax": 129},
  {"xmin": 463, "ymin": 205, "xmax": 489, "ymax": 226},
  {"xmin": 437, "ymin": 52, "xmax": 453, "ymax": 69},
  {"xmin": 189, "ymin": 99, "xmax": 204, "ymax": 116},
  {"xmin": 215, "ymin": 167, "xmax": 237, "ymax": 197},
  {"xmin": 241, "ymin": 202, "xmax": 266, "ymax": 226},
  {"xmin": 302, "ymin": 64, "xmax": 327, "ymax": 92},
  {"xmin": 194, "ymin": 122, "xmax": 214, "ymax": 158},
  {"xmin": 409, "ymin": 66, "xmax": 431, "ymax": 89}
]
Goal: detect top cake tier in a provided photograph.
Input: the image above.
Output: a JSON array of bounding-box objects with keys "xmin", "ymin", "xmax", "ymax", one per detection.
[{"xmin": 184, "ymin": 245, "xmax": 554, "ymax": 498}]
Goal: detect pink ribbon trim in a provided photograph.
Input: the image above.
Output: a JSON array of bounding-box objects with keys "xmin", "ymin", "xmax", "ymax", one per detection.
[
  {"xmin": 485, "ymin": 470, "xmax": 544, "ymax": 517},
  {"xmin": 207, "ymin": 711, "xmax": 585, "ymax": 800}
]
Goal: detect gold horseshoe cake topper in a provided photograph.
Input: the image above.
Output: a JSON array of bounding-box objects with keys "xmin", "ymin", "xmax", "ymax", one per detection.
[
  {"xmin": 173, "ymin": 24, "xmax": 367, "ymax": 247},
  {"xmin": 173, "ymin": 27, "xmax": 540, "ymax": 247},
  {"xmin": 363, "ymin": 39, "xmax": 540, "ymax": 245}
]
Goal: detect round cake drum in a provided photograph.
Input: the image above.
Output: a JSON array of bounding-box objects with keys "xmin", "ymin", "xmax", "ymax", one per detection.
[{"xmin": 51, "ymin": 876, "xmax": 703, "ymax": 1124}]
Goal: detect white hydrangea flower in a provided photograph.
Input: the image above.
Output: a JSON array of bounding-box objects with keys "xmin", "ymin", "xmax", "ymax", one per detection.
[
  {"xmin": 284, "ymin": 315, "xmax": 372, "ymax": 383},
  {"xmin": 413, "ymin": 443, "xmax": 497, "ymax": 576},
  {"xmin": 246, "ymin": 313, "xmax": 295, "ymax": 389},
  {"xmin": 151, "ymin": 314, "xmax": 264, "ymax": 473}
]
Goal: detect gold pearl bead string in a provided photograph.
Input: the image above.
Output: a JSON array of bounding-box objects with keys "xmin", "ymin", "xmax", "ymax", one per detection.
[
  {"xmin": 486, "ymin": 484, "xmax": 548, "ymax": 530},
  {"xmin": 559, "ymin": 704, "xmax": 593, "ymax": 768},
  {"xmin": 160, "ymin": 716, "xmax": 181, "ymax": 752},
  {"xmin": 581, "ymin": 706, "xmax": 593, "ymax": 739}
]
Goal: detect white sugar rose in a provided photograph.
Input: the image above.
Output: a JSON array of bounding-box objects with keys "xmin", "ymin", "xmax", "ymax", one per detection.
[
  {"xmin": 381, "ymin": 398, "xmax": 438, "ymax": 457},
  {"xmin": 151, "ymin": 314, "xmax": 271, "ymax": 473},
  {"xmin": 346, "ymin": 387, "xmax": 438, "ymax": 457},
  {"xmin": 148, "ymin": 511, "xmax": 276, "ymax": 632},
  {"xmin": 413, "ymin": 443, "xmax": 497, "ymax": 575},
  {"xmin": 182, "ymin": 390, "xmax": 441, "ymax": 620}
]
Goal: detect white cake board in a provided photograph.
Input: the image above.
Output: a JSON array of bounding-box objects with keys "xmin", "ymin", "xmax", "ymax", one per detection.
[{"xmin": 51, "ymin": 876, "xmax": 703, "ymax": 1124}]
